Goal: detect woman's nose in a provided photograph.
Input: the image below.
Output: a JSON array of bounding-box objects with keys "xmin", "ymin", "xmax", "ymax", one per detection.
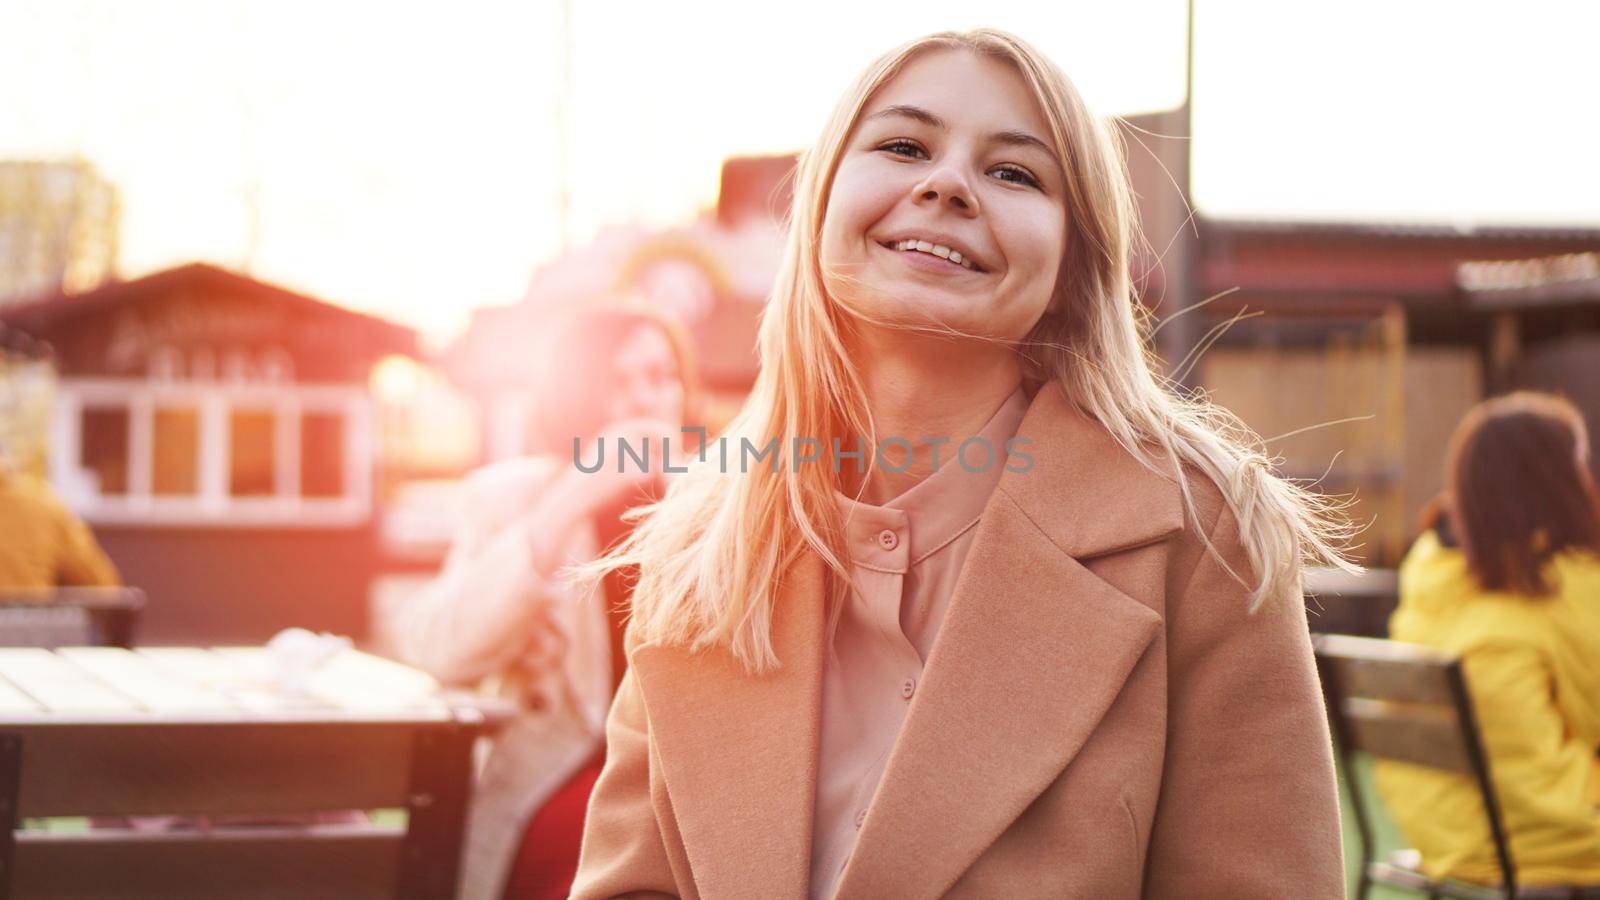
[{"xmin": 913, "ymin": 164, "xmax": 979, "ymax": 216}]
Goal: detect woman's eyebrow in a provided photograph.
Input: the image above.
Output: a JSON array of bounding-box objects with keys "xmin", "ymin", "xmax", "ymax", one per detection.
[{"xmin": 863, "ymin": 104, "xmax": 1054, "ymax": 158}]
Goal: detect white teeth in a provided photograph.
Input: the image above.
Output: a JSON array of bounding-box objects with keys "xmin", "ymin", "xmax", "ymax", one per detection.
[{"xmin": 891, "ymin": 238, "xmax": 976, "ymax": 270}]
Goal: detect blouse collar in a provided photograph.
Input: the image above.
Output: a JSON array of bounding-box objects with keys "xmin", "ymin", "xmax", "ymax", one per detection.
[{"xmin": 832, "ymin": 383, "xmax": 1031, "ymax": 572}]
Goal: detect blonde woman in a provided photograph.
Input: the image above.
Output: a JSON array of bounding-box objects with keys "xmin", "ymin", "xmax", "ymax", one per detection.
[{"xmin": 567, "ymin": 29, "xmax": 1354, "ymax": 899}]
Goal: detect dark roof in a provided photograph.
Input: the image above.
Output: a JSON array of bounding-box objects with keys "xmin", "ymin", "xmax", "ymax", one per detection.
[
  {"xmin": 0, "ymin": 262, "xmax": 418, "ymax": 356},
  {"xmin": 1197, "ymin": 216, "xmax": 1600, "ymax": 304},
  {"xmin": 1204, "ymin": 217, "xmax": 1600, "ymax": 244},
  {"xmin": 1459, "ymin": 251, "xmax": 1600, "ymax": 309}
]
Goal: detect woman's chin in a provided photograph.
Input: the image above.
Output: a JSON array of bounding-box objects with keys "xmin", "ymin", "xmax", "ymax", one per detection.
[{"xmin": 857, "ymin": 295, "xmax": 1003, "ymax": 336}]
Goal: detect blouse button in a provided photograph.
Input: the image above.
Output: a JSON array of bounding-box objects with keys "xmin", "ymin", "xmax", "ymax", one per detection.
[
  {"xmin": 877, "ymin": 529, "xmax": 899, "ymax": 550},
  {"xmin": 900, "ymin": 677, "xmax": 916, "ymax": 700},
  {"xmin": 854, "ymin": 808, "xmax": 867, "ymax": 828}
]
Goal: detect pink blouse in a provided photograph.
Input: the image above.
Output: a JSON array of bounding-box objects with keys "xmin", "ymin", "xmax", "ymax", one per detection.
[{"xmin": 808, "ymin": 384, "xmax": 1032, "ymax": 899}]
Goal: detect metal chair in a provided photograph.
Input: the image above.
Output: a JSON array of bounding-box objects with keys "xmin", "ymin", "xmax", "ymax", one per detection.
[{"xmin": 1313, "ymin": 633, "xmax": 1600, "ymax": 900}]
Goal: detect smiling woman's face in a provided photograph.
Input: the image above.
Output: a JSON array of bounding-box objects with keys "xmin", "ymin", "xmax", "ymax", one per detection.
[
  {"xmin": 819, "ymin": 48, "xmax": 1068, "ymax": 343},
  {"xmin": 605, "ymin": 324, "xmax": 685, "ymax": 429}
]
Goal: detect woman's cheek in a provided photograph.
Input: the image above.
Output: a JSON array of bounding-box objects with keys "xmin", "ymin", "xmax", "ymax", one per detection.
[
  {"xmin": 1007, "ymin": 209, "xmax": 1066, "ymax": 277},
  {"xmin": 842, "ymin": 160, "xmax": 902, "ymax": 214}
]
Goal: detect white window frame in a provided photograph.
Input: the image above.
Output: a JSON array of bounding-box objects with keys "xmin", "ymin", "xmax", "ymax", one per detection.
[{"xmin": 51, "ymin": 377, "xmax": 373, "ymax": 528}]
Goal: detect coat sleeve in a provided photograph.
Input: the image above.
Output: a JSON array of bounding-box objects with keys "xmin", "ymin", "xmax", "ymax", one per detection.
[
  {"xmin": 570, "ymin": 630, "xmax": 682, "ymax": 899},
  {"xmin": 387, "ymin": 462, "xmax": 570, "ymax": 686},
  {"xmin": 1142, "ymin": 502, "xmax": 1347, "ymax": 899}
]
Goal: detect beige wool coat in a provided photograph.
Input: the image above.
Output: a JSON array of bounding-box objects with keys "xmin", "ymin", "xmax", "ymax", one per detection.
[{"xmin": 571, "ymin": 379, "xmax": 1346, "ymax": 899}]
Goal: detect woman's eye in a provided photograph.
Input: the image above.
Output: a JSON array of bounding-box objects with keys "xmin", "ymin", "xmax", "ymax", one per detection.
[
  {"xmin": 878, "ymin": 139, "xmax": 925, "ymax": 158},
  {"xmin": 992, "ymin": 165, "xmax": 1042, "ymax": 189},
  {"xmin": 878, "ymin": 140, "xmax": 1042, "ymax": 191}
]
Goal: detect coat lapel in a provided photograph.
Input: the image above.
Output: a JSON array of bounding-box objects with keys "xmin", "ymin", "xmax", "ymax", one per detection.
[
  {"xmin": 629, "ymin": 381, "xmax": 1186, "ymax": 900},
  {"xmin": 827, "ymin": 499, "xmax": 1165, "ymax": 899},
  {"xmin": 629, "ymin": 547, "xmax": 827, "ymax": 900},
  {"xmin": 832, "ymin": 381, "xmax": 1185, "ymax": 899}
]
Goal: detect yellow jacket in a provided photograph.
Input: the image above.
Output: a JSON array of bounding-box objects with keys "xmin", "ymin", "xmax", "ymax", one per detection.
[
  {"xmin": 1374, "ymin": 529, "xmax": 1600, "ymax": 886},
  {"xmin": 0, "ymin": 471, "xmax": 120, "ymax": 588}
]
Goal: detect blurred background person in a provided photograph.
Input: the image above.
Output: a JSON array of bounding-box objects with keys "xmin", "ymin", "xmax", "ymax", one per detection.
[
  {"xmin": 0, "ymin": 435, "xmax": 120, "ymax": 588},
  {"xmin": 386, "ymin": 303, "xmax": 704, "ymax": 900},
  {"xmin": 1375, "ymin": 391, "xmax": 1600, "ymax": 888}
]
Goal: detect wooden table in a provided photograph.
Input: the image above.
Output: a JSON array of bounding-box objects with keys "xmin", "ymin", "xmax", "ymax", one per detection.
[{"xmin": 0, "ymin": 646, "xmax": 499, "ymax": 900}]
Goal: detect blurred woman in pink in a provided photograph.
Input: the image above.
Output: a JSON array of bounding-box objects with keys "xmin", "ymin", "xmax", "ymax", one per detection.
[{"xmin": 389, "ymin": 304, "xmax": 704, "ymax": 900}]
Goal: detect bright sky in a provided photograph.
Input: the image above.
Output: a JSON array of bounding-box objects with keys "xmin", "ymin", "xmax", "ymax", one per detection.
[{"xmin": 3, "ymin": 1, "xmax": 1596, "ymax": 344}]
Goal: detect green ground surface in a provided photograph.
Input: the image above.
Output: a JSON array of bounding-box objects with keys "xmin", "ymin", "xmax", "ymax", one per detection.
[{"xmin": 1339, "ymin": 753, "xmax": 1416, "ymax": 899}]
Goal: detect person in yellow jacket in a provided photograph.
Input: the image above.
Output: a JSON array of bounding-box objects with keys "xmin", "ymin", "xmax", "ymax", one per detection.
[
  {"xmin": 0, "ymin": 445, "xmax": 120, "ymax": 588},
  {"xmin": 1375, "ymin": 391, "xmax": 1600, "ymax": 888}
]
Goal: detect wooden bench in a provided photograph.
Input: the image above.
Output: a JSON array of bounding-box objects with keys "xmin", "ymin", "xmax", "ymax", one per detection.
[
  {"xmin": 0, "ymin": 646, "xmax": 492, "ymax": 899},
  {"xmin": 0, "ymin": 588, "xmax": 145, "ymax": 650}
]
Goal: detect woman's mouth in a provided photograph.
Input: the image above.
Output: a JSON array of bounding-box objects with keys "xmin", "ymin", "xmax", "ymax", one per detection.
[{"xmin": 877, "ymin": 239, "xmax": 986, "ymax": 274}]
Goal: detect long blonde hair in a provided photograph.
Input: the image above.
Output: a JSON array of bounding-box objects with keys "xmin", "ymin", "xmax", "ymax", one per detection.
[{"xmin": 565, "ymin": 28, "xmax": 1357, "ymax": 675}]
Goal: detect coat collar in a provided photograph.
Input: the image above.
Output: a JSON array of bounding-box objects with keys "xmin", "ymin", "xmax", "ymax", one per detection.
[{"xmin": 628, "ymin": 380, "xmax": 1185, "ymax": 899}]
